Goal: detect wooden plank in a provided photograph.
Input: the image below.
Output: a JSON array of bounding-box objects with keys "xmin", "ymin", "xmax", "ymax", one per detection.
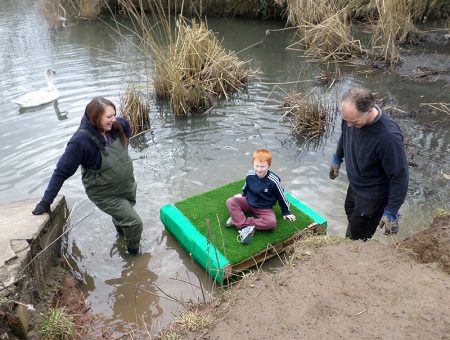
[{"xmin": 227, "ymin": 222, "xmax": 326, "ymax": 277}]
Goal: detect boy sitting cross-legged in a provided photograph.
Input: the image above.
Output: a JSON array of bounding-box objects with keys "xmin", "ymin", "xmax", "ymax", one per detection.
[{"xmin": 226, "ymin": 148, "xmax": 296, "ymax": 244}]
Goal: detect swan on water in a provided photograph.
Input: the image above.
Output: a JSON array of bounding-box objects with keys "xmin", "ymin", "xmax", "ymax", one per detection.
[{"xmin": 12, "ymin": 69, "xmax": 60, "ymax": 108}]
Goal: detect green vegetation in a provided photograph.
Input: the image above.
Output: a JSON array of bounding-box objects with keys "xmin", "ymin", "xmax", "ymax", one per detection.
[
  {"xmin": 39, "ymin": 307, "xmax": 77, "ymax": 340},
  {"xmin": 175, "ymin": 180, "xmax": 314, "ymax": 264}
]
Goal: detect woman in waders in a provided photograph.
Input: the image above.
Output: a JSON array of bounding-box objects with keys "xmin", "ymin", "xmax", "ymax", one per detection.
[{"xmin": 32, "ymin": 97, "xmax": 143, "ymax": 255}]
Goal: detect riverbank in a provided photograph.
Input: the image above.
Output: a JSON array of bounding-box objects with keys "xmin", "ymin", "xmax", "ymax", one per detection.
[{"xmin": 159, "ymin": 214, "xmax": 450, "ymax": 339}]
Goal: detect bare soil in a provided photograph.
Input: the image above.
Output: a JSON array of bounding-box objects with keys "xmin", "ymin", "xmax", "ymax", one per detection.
[{"xmin": 166, "ymin": 215, "xmax": 450, "ymax": 340}]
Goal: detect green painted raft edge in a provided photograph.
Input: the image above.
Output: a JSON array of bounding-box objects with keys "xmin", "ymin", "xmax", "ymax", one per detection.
[
  {"xmin": 160, "ymin": 203, "xmax": 232, "ymax": 283},
  {"xmin": 285, "ymin": 192, "xmax": 328, "ymax": 230}
]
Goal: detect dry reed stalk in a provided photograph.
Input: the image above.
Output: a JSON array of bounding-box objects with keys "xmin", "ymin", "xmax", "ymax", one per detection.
[
  {"xmin": 119, "ymin": 83, "xmax": 151, "ymax": 136},
  {"xmin": 77, "ymin": 0, "xmax": 104, "ymax": 18},
  {"xmin": 40, "ymin": 0, "xmax": 66, "ymax": 27},
  {"xmin": 282, "ymin": 91, "xmax": 337, "ymax": 139},
  {"xmin": 315, "ymin": 67, "xmax": 341, "ymax": 88},
  {"xmin": 300, "ymin": 12, "xmax": 363, "ymax": 62},
  {"xmin": 369, "ymin": 0, "xmax": 424, "ymax": 67},
  {"xmin": 420, "ymin": 102, "xmax": 450, "ymax": 115},
  {"xmin": 119, "ymin": 0, "xmax": 254, "ymax": 115},
  {"xmin": 40, "ymin": 0, "xmax": 108, "ymax": 22},
  {"xmin": 276, "ymin": 0, "xmax": 345, "ymax": 25}
]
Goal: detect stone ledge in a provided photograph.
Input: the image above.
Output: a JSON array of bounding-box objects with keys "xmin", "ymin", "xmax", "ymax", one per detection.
[{"xmin": 0, "ymin": 196, "xmax": 69, "ymax": 338}]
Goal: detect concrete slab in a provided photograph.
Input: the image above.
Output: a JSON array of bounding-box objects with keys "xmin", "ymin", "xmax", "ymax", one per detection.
[
  {"xmin": 0, "ymin": 196, "xmax": 69, "ymax": 337},
  {"xmin": 0, "ymin": 199, "xmax": 49, "ymax": 266},
  {"xmin": 0, "ymin": 196, "xmax": 66, "ymax": 290}
]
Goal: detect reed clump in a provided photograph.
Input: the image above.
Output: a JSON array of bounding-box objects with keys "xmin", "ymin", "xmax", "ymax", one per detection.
[
  {"xmin": 40, "ymin": 0, "xmax": 108, "ymax": 23},
  {"xmin": 119, "ymin": 83, "xmax": 151, "ymax": 136},
  {"xmin": 120, "ymin": 0, "xmax": 254, "ymax": 115},
  {"xmin": 40, "ymin": 0, "xmax": 67, "ymax": 28},
  {"xmin": 282, "ymin": 91, "xmax": 336, "ymax": 139},
  {"xmin": 280, "ymin": 0, "xmax": 436, "ymax": 68},
  {"xmin": 164, "ymin": 19, "xmax": 254, "ymax": 115},
  {"xmin": 278, "ymin": 0, "xmax": 344, "ymax": 25},
  {"xmin": 76, "ymin": 0, "xmax": 104, "ymax": 18},
  {"xmin": 315, "ymin": 68, "xmax": 341, "ymax": 89},
  {"xmin": 301, "ymin": 11, "xmax": 364, "ymax": 62},
  {"xmin": 369, "ymin": 0, "xmax": 423, "ymax": 66}
]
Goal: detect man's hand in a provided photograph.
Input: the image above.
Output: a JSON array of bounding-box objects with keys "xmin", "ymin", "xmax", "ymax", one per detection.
[
  {"xmin": 329, "ymin": 154, "xmax": 342, "ymax": 180},
  {"xmin": 283, "ymin": 214, "xmax": 296, "ymax": 222},
  {"xmin": 32, "ymin": 201, "xmax": 51, "ymax": 215},
  {"xmin": 233, "ymin": 193, "xmax": 243, "ymax": 198},
  {"xmin": 378, "ymin": 211, "xmax": 400, "ymax": 235}
]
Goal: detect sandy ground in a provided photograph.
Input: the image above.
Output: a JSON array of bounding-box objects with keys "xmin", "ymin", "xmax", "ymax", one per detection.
[{"xmin": 165, "ymin": 215, "xmax": 450, "ymax": 340}]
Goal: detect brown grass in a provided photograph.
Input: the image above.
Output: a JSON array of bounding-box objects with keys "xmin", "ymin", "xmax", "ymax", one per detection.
[
  {"xmin": 118, "ymin": 0, "xmax": 254, "ymax": 115},
  {"xmin": 301, "ymin": 11, "xmax": 364, "ymax": 62},
  {"xmin": 277, "ymin": 0, "xmax": 344, "ymax": 25},
  {"xmin": 281, "ymin": 91, "xmax": 337, "ymax": 139},
  {"xmin": 281, "ymin": 0, "xmax": 435, "ymax": 68},
  {"xmin": 119, "ymin": 83, "xmax": 151, "ymax": 136},
  {"xmin": 40, "ymin": 0, "xmax": 67, "ymax": 27},
  {"xmin": 315, "ymin": 67, "xmax": 341, "ymax": 89},
  {"xmin": 369, "ymin": 0, "xmax": 424, "ymax": 67},
  {"xmin": 40, "ymin": 0, "xmax": 108, "ymax": 23}
]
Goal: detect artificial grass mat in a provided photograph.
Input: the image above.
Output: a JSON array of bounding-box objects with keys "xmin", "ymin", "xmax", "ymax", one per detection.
[{"xmin": 174, "ymin": 179, "xmax": 314, "ymax": 264}]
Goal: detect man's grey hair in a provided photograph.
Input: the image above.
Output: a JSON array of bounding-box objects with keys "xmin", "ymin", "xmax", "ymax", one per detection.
[{"xmin": 342, "ymin": 88, "xmax": 376, "ymax": 114}]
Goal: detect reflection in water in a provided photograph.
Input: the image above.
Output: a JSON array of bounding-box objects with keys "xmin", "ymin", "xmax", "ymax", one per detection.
[
  {"xmin": 53, "ymin": 100, "xmax": 68, "ymax": 120},
  {"xmin": 104, "ymin": 250, "xmax": 162, "ymax": 331}
]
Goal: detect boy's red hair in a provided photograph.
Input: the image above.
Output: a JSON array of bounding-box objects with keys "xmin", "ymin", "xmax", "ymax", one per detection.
[{"xmin": 252, "ymin": 149, "xmax": 272, "ymax": 166}]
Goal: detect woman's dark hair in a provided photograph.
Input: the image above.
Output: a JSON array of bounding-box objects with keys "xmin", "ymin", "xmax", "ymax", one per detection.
[
  {"xmin": 342, "ymin": 88, "xmax": 375, "ymax": 114},
  {"xmin": 84, "ymin": 97, "xmax": 127, "ymax": 144}
]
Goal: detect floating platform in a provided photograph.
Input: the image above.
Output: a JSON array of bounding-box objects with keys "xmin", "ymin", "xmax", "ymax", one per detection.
[{"xmin": 160, "ymin": 180, "xmax": 327, "ymax": 283}]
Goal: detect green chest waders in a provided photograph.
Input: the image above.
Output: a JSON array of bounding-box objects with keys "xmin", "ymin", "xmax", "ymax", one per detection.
[{"xmin": 81, "ymin": 131, "xmax": 143, "ymax": 252}]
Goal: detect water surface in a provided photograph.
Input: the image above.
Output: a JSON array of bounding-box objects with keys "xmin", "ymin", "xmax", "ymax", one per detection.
[{"xmin": 1, "ymin": 0, "xmax": 449, "ymax": 333}]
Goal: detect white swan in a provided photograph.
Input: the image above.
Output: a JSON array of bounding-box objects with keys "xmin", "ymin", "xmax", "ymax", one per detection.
[{"xmin": 12, "ymin": 69, "xmax": 60, "ymax": 108}]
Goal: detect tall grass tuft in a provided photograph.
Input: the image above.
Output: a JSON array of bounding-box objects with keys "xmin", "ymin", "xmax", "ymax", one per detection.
[
  {"xmin": 76, "ymin": 0, "xmax": 104, "ymax": 18},
  {"xmin": 168, "ymin": 19, "xmax": 254, "ymax": 114},
  {"xmin": 40, "ymin": 0, "xmax": 108, "ymax": 22},
  {"xmin": 278, "ymin": 0, "xmax": 342, "ymax": 25},
  {"xmin": 39, "ymin": 307, "xmax": 77, "ymax": 340},
  {"xmin": 119, "ymin": 83, "xmax": 151, "ymax": 136},
  {"xmin": 282, "ymin": 91, "xmax": 337, "ymax": 139},
  {"xmin": 301, "ymin": 11, "xmax": 364, "ymax": 62},
  {"xmin": 118, "ymin": 0, "xmax": 254, "ymax": 115},
  {"xmin": 40, "ymin": 0, "xmax": 67, "ymax": 27},
  {"xmin": 369, "ymin": 0, "xmax": 423, "ymax": 67}
]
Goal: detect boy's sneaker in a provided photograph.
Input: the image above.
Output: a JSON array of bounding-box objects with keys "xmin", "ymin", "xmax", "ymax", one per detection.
[
  {"xmin": 237, "ymin": 226, "xmax": 255, "ymax": 245},
  {"xmin": 226, "ymin": 217, "xmax": 235, "ymax": 227}
]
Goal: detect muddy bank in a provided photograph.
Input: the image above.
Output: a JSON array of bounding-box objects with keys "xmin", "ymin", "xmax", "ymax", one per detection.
[
  {"xmin": 160, "ymin": 215, "xmax": 450, "ymax": 339},
  {"xmin": 400, "ymin": 213, "xmax": 450, "ymax": 273}
]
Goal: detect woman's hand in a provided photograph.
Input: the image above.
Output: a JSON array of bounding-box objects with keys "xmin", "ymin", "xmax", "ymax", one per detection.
[
  {"xmin": 32, "ymin": 201, "xmax": 51, "ymax": 215},
  {"xmin": 283, "ymin": 214, "xmax": 296, "ymax": 222}
]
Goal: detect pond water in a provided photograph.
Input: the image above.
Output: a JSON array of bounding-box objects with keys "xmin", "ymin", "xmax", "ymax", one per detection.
[{"xmin": 1, "ymin": 0, "xmax": 449, "ymax": 334}]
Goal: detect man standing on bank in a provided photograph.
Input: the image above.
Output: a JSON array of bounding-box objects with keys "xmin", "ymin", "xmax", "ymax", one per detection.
[
  {"xmin": 329, "ymin": 88, "xmax": 409, "ymax": 240},
  {"xmin": 32, "ymin": 97, "xmax": 143, "ymax": 254}
]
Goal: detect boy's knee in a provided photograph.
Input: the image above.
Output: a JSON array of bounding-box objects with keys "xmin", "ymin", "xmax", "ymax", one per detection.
[
  {"xmin": 267, "ymin": 222, "xmax": 276, "ymax": 230},
  {"xmin": 265, "ymin": 217, "xmax": 277, "ymax": 230},
  {"xmin": 226, "ymin": 197, "xmax": 235, "ymax": 208}
]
